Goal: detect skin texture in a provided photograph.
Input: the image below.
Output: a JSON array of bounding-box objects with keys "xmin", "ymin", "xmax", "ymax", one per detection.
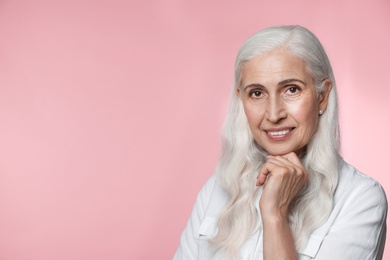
[{"xmin": 237, "ymin": 49, "xmax": 332, "ymax": 259}]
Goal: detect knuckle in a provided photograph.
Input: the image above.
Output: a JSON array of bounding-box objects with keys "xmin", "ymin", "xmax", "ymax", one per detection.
[
  {"xmin": 287, "ymin": 166, "xmax": 295, "ymax": 173},
  {"xmin": 280, "ymin": 167, "xmax": 289, "ymax": 175},
  {"xmin": 300, "ymin": 170, "xmax": 308, "ymax": 181}
]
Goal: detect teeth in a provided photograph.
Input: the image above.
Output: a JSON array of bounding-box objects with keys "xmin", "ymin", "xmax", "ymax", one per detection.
[{"xmin": 268, "ymin": 129, "xmax": 291, "ymax": 136}]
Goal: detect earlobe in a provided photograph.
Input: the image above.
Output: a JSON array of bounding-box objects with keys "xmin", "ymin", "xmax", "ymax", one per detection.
[{"xmin": 319, "ymin": 79, "xmax": 332, "ymax": 112}]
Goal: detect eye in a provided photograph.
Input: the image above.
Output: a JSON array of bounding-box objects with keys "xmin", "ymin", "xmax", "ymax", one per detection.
[
  {"xmin": 286, "ymin": 86, "xmax": 300, "ymax": 94},
  {"xmin": 250, "ymin": 90, "xmax": 263, "ymax": 98}
]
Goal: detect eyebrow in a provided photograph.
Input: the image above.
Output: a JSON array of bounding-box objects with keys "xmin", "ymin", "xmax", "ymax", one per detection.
[
  {"xmin": 279, "ymin": 78, "xmax": 306, "ymax": 86},
  {"xmin": 243, "ymin": 78, "xmax": 306, "ymax": 90}
]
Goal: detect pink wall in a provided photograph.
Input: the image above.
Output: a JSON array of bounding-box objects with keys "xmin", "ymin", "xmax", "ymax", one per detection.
[{"xmin": 0, "ymin": 0, "xmax": 389, "ymax": 259}]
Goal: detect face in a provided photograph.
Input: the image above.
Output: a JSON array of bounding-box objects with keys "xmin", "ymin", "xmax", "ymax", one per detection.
[{"xmin": 237, "ymin": 49, "xmax": 331, "ymax": 156}]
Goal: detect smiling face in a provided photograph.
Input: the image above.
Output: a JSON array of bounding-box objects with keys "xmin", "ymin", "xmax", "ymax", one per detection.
[{"xmin": 237, "ymin": 49, "xmax": 331, "ymax": 156}]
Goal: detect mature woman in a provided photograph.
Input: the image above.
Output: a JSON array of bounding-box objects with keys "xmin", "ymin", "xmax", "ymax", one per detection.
[{"xmin": 174, "ymin": 25, "xmax": 387, "ymax": 259}]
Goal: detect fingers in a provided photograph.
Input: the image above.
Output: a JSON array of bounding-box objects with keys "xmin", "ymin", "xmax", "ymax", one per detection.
[
  {"xmin": 256, "ymin": 152, "xmax": 307, "ymax": 187},
  {"xmin": 279, "ymin": 152, "xmax": 302, "ymax": 167},
  {"xmin": 268, "ymin": 153, "xmax": 301, "ymax": 168},
  {"xmin": 257, "ymin": 161, "xmax": 273, "ymax": 186},
  {"xmin": 257, "ymin": 152, "xmax": 309, "ymax": 218}
]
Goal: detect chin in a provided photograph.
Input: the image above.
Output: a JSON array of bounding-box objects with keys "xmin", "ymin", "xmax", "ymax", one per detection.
[
  {"xmin": 264, "ymin": 147, "xmax": 300, "ymax": 156},
  {"xmin": 268, "ymin": 151, "xmax": 291, "ymax": 156}
]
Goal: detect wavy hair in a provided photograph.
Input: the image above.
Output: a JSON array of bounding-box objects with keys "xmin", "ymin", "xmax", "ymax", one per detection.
[{"xmin": 211, "ymin": 25, "xmax": 340, "ymax": 258}]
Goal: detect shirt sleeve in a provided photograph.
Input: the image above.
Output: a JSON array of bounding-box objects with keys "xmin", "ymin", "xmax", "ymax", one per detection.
[
  {"xmin": 173, "ymin": 176, "xmax": 216, "ymax": 260},
  {"xmin": 313, "ymin": 180, "xmax": 387, "ymax": 260}
]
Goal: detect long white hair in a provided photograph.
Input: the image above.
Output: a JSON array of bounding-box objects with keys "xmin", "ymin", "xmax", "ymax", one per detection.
[{"xmin": 211, "ymin": 25, "xmax": 340, "ymax": 257}]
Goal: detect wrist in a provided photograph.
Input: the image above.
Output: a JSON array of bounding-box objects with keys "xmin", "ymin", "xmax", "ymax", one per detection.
[{"xmin": 261, "ymin": 210, "xmax": 289, "ymax": 226}]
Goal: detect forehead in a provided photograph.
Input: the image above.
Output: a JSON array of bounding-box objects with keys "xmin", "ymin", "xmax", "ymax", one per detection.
[{"xmin": 241, "ymin": 50, "xmax": 312, "ymax": 86}]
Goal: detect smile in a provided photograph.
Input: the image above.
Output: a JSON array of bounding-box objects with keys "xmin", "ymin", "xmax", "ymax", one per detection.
[{"xmin": 266, "ymin": 128, "xmax": 294, "ymax": 136}]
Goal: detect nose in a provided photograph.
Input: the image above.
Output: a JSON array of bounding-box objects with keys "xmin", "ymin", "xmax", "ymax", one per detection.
[{"xmin": 265, "ymin": 96, "xmax": 287, "ymax": 123}]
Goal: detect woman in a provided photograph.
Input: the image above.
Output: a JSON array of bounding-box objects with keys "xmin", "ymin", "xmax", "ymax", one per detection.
[{"xmin": 174, "ymin": 25, "xmax": 387, "ymax": 259}]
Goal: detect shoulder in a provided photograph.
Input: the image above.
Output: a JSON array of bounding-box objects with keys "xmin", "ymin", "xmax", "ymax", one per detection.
[
  {"xmin": 195, "ymin": 175, "xmax": 230, "ymax": 217},
  {"xmin": 197, "ymin": 175, "xmax": 217, "ymax": 202},
  {"xmin": 306, "ymin": 160, "xmax": 388, "ymax": 259},
  {"xmin": 335, "ymin": 159, "xmax": 387, "ymax": 214}
]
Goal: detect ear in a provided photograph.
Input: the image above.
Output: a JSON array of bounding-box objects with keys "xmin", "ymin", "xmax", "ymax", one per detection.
[
  {"xmin": 236, "ymin": 87, "xmax": 241, "ymax": 97},
  {"xmin": 318, "ymin": 79, "xmax": 332, "ymax": 113}
]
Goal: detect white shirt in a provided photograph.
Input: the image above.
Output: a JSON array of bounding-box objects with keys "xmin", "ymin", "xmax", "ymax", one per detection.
[{"xmin": 174, "ymin": 160, "xmax": 387, "ymax": 259}]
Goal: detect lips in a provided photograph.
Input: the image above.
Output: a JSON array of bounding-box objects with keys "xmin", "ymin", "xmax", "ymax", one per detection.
[{"xmin": 265, "ymin": 127, "xmax": 294, "ymax": 138}]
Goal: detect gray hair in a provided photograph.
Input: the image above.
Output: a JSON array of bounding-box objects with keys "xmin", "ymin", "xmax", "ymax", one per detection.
[{"xmin": 212, "ymin": 25, "xmax": 340, "ymax": 257}]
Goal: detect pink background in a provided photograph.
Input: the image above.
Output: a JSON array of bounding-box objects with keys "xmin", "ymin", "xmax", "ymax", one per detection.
[{"xmin": 0, "ymin": 0, "xmax": 389, "ymax": 259}]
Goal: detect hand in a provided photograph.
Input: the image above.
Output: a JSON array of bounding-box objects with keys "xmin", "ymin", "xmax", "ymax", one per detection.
[{"xmin": 257, "ymin": 152, "xmax": 308, "ymax": 219}]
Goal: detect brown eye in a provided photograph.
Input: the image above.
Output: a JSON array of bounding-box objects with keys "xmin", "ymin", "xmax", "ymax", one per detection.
[
  {"xmin": 287, "ymin": 86, "xmax": 299, "ymax": 94},
  {"xmin": 250, "ymin": 91, "xmax": 263, "ymax": 98}
]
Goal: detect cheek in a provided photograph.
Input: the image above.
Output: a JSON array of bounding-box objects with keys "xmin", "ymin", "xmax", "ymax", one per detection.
[
  {"xmin": 290, "ymin": 103, "xmax": 319, "ymax": 133},
  {"xmin": 243, "ymin": 104, "xmax": 264, "ymax": 127}
]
